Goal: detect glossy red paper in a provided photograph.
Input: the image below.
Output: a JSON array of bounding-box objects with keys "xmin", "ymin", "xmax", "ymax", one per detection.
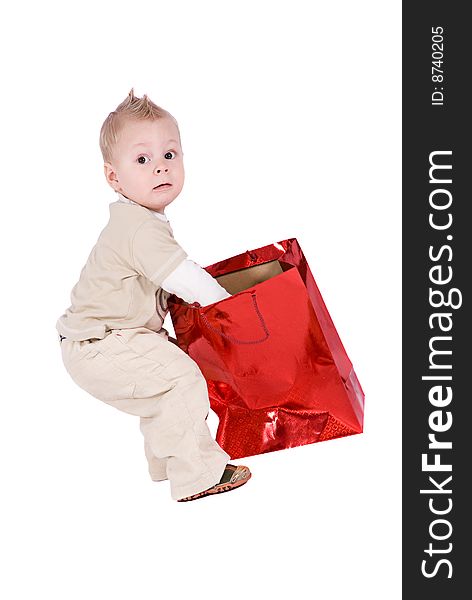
[{"xmin": 167, "ymin": 238, "xmax": 364, "ymax": 459}]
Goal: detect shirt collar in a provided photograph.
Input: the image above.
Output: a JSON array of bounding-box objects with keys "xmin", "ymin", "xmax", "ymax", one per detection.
[{"xmin": 116, "ymin": 192, "xmax": 168, "ymax": 222}]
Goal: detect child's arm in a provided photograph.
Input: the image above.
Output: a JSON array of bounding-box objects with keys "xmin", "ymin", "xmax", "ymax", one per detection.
[
  {"xmin": 161, "ymin": 258, "xmax": 231, "ymax": 306},
  {"xmin": 131, "ymin": 220, "xmax": 230, "ymax": 306}
]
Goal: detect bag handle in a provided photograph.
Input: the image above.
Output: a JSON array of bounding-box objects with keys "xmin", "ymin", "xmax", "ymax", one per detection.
[{"xmin": 195, "ymin": 291, "xmax": 270, "ymax": 345}]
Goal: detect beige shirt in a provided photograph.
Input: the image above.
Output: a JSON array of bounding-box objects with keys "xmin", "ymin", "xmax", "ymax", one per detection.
[
  {"xmin": 56, "ymin": 199, "xmax": 188, "ymax": 341},
  {"xmin": 117, "ymin": 193, "xmax": 231, "ymax": 309}
]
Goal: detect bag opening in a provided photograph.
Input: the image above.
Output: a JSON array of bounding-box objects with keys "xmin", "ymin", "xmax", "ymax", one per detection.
[{"xmin": 214, "ymin": 259, "xmax": 286, "ymax": 295}]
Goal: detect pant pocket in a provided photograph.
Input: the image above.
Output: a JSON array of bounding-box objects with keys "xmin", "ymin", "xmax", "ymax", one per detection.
[{"xmin": 103, "ymin": 329, "xmax": 170, "ymax": 375}]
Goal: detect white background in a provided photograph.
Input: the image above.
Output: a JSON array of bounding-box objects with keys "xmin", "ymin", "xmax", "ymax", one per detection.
[{"xmin": 1, "ymin": 1, "xmax": 401, "ymax": 598}]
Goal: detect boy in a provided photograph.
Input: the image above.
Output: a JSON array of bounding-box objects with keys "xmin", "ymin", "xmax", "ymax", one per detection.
[{"xmin": 56, "ymin": 89, "xmax": 251, "ymax": 502}]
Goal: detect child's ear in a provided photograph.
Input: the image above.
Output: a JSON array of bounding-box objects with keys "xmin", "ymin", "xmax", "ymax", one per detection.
[{"xmin": 104, "ymin": 162, "xmax": 119, "ymax": 190}]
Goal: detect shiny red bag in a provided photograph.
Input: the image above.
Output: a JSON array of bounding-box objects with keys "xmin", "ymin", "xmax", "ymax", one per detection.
[{"xmin": 167, "ymin": 238, "xmax": 364, "ymax": 459}]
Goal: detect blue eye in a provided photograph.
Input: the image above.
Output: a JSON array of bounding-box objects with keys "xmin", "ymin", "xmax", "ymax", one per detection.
[
  {"xmin": 165, "ymin": 151, "xmax": 176, "ymax": 159},
  {"xmin": 137, "ymin": 155, "xmax": 150, "ymax": 164}
]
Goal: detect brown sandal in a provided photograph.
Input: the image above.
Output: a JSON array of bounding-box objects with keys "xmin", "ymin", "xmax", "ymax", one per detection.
[{"xmin": 177, "ymin": 464, "xmax": 251, "ymax": 502}]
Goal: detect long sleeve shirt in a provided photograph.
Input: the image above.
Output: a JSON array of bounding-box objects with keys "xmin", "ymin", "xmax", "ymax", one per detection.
[{"xmin": 56, "ymin": 193, "xmax": 230, "ymax": 342}]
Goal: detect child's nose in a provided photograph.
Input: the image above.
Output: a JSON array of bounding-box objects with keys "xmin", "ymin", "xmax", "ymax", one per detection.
[{"xmin": 154, "ymin": 166, "xmax": 169, "ymax": 174}]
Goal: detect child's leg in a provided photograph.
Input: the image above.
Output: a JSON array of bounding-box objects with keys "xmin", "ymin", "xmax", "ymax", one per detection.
[
  {"xmin": 142, "ymin": 435, "xmax": 168, "ymax": 481},
  {"xmin": 60, "ymin": 327, "xmax": 230, "ymax": 500},
  {"xmin": 134, "ymin": 339, "xmax": 231, "ymax": 500}
]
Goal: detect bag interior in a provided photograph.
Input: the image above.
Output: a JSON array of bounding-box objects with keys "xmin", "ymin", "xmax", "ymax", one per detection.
[{"xmin": 215, "ymin": 259, "xmax": 284, "ymax": 295}]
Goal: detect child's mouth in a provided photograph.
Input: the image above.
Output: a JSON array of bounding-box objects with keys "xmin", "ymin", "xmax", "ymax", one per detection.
[{"xmin": 153, "ymin": 183, "xmax": 172, "ymax": 191}]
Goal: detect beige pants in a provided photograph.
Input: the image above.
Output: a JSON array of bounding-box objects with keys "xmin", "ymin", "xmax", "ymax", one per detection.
[{"xmin": 60, "ymin": 327, "xmax": 230, "ymax": 500}]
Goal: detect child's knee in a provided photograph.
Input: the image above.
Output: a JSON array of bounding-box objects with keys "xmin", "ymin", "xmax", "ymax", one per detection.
[{"xmin": 160, "ymin": 353, "xmax": 205, "ymax": 386}]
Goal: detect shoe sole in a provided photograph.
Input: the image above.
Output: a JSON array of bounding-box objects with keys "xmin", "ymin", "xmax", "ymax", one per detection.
[{"xmin": 177, "ymin": 471, "xmax": 251, "ymax": 502}]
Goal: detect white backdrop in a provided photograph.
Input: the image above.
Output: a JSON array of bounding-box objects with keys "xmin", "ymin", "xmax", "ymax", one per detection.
[{"xmin": 1, "ymin": 1, "xmax": 401, "ymax": 598}]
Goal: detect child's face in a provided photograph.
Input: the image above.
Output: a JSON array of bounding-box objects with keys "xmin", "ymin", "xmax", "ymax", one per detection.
[{"xmin": 104, "ymin": 117, "xmax": 184, "ymax": 214}]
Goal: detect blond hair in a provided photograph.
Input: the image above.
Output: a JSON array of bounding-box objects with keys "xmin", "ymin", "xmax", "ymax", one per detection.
[{"xmin": 99, "ymin": 88, "xmax": 180, "ymax": 163}]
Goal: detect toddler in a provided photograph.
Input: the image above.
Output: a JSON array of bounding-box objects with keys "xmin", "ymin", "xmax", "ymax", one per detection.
[{"xmin": 56, "ymin": 89, "xmax": 251, "ymax": 502}]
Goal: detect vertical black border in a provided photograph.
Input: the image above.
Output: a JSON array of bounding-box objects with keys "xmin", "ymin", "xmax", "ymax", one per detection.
[{"xmin": 403, "ymin": 3, "xmax": 469, "ymax": 596}]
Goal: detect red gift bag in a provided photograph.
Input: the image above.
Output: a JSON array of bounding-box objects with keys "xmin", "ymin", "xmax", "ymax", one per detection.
[{"xmin": 167, "ymin": 238, "xmax": 364, "ymax": 459}]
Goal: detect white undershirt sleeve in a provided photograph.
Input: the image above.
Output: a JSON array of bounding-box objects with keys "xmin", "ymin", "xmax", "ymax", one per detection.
[{"xmin": 161, "ymin": 258, "xmax": 232, "ymax": 306}]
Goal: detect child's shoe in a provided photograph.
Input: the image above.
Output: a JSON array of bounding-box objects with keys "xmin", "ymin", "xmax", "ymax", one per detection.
[{"xmin": 177, "ymin": 464, "xmax": 251, "ymax": 502}]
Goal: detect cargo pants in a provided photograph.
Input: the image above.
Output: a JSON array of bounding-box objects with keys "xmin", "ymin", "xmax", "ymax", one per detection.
[{"xmin": 59, "ymin": 326, "xmax": 230, "ymax": 500}]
